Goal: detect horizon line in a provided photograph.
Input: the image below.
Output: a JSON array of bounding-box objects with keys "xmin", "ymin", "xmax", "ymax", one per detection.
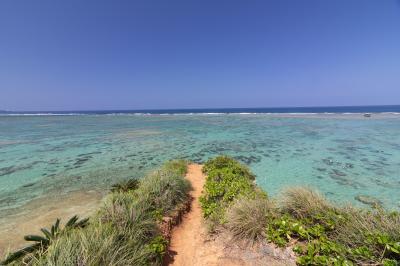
[{"xmin": 2, "ymin": 104, "xmax": 400, "ymax": 113}]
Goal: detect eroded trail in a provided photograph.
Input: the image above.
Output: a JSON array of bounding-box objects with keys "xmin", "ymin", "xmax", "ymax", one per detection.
[
  {"xmin": 167, "ymin": 164, "xmax": 295, "ymax": 266},
  {"xmin": 168, "ymin": 164, "xmax": 222, "ymax": 265},
  {"xmin": 167, "ymin": 164, "xmax": 244, "ymax": 266}
]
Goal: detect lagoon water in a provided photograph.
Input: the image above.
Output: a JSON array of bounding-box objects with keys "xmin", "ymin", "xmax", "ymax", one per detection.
[{"xmin": 1, "ymin": 111, "xmax": 400, "ymax": 216}]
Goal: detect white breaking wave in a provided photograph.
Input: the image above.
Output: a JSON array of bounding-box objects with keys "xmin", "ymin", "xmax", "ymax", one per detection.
[{"xmin": 1, "ymin": 112, "xmax": 400, "ymax": 117}]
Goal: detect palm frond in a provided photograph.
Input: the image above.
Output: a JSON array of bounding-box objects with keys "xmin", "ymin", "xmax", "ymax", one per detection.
[
  {"xmin": 65, "ymin": 215, "xmax": 79, "ymax": 228},
  {"xmin": 1, "ymin": 215, "xmax": 89, "ymax": 265},
  {"xmin": 1, "ymin": 243, "xmax": 41, "ymax": 265},
  {"xmin": 24, "ymin": 235, "xmax": 49, "ymax": 245},
  {"xmin": 40, "ymin": 228, "xmax": 53, "ymax": 240}
]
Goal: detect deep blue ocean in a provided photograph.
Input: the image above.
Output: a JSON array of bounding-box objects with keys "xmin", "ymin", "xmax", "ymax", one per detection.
[{"xmin": 2, "ymin": 105, "xmax": 400, "ymax": 115}]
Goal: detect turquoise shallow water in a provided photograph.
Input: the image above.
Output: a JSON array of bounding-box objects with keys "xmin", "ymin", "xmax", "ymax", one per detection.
[{"xmin": 1, "ymin": 114, "xmax": 400, "ymax": 212}]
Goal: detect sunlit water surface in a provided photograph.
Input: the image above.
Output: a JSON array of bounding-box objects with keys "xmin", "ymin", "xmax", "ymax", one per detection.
[{"xmin": 1, "ymin": 114, "xmax": 400, "ymax": 214}]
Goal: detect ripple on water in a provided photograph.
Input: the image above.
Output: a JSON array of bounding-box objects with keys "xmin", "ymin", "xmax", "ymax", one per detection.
[{"xmin": 0, "ymin": 114, "xmax": 400, "ymax": 212}]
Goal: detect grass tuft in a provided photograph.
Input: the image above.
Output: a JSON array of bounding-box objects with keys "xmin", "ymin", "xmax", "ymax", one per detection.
[
  {"xmin": 133, "ymin": 168, "xmax": 191, "ymax": 215},
  {"xmin": 280, "ymin": 187, "xmax": 334, "ymax": 220},
  {"xmin": 333, "ymin": 207, "xmax": 400, "ymax": 263},
  {"xmin": 226, "ymin": 194, "xmax": 276, "ymax": 242}
]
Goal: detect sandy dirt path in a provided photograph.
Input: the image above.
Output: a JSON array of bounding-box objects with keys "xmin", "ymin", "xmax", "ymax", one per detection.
[
  {"xmin": 167, "ymin": 164, "xmax": 296, "ymax": 266},
  {"xmin": 167, "ymin": 164, "xmax": 219, "ymax": 265},
  {"xmin": 167, "ymin": 164, "xmax": 243, "ymax": 266}
]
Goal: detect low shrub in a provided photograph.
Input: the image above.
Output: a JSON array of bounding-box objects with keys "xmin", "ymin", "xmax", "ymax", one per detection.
[
  {"xmin": 162, "ymin": 159, "xmax": 188, "ymax": 176},
  {"xmin": 276, "ymin": 190, "xmax": 400, "ymax": 265},
  {"xmin": 332, "ymin": 207, "xmax": 400, "ymax": 265},
  {"xmin": 200, "ymin": 156, "xmax": 400, "ymax": 266},
  {"xmin": 202, "ymin": 156, "xmax": 255, "ymax": 181},
  {"xmin": 200, "ymin": 156, "xmax": 256, "ymax": 223}
]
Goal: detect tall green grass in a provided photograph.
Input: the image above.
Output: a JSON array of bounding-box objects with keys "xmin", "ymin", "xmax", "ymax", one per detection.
[{"xmin": 2, "ymin": 160, "xmax": 190, "ymax": 266}]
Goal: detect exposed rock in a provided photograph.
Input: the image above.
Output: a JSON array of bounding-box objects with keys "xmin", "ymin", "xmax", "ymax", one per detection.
[
  {"xmin": 22, "ymin": 182, "xmax": 35, "ymax": 188},
  {"xmin": 355, "ymin": 195, "xmax": 382, "ymax": 207},
  {"xmin": 331, "ymin": 169, "xmax": 347, "ymax": 177},
  {"xmin": 160, "ymin": 198, "xmax": 192, "ymax": 243}
]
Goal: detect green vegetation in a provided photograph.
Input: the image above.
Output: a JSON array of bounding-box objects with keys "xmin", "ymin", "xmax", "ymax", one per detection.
[
  {"xmin": 199, "ymin": 156, "xmax": 257, "ymax": 225},
  {"xmin": 2, "ymin": 160, "xmax": 190, "ymax": 266},
  {"xmin": 201, "ymin": 156, "xmax": 400, "ymax": 266},
  {"xmin": 3, "ymin": 156, "xmax": 399, "ymax": 265},
  {"xmin": 226, "ymin": 196, "xmax": 275, "ymax": 242},
  {"xmin": 110, "ymin": 178, "xmax": 139, "ymax": 193},
  {"xmin": 1, "ymin": 216, "xmax": 88, "ymax": 265}
]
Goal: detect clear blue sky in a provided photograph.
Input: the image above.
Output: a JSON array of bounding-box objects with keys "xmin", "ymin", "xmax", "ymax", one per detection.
[{"xmin": 1, "ymin": 0, "xmax": 399, "ymax": 111}]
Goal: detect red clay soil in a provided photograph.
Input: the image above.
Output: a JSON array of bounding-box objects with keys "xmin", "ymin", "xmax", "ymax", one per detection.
[{"xmin": 166, "ymin": 164, "xmax": 296, "ymax": 266}]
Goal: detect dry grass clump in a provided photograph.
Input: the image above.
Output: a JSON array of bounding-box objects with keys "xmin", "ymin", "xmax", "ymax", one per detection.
[
  {"xmin": 280, "ymin": 187, "xmax": 334, "ymax": 219},
  {"xmin": 332, "ymin": 206, "xmax": 400, "ymax": 262},
  {"xmin": 226, "ymin": 195, "xmax": 277, "ymax": 242},
  {"xmin": 335, "ymin": 206, "xmax": 400, "ymax": 244},
  {"xmin": 279, "ymin": 187, "xmax": 400, "ymax": 264},
  {"xmin": 134, "ymin": 168, "xmax": 191, "ymax": 215}
]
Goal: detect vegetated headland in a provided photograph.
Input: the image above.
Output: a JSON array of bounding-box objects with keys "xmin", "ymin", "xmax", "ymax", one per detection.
[{"xmin": 1, "ymin": 157, "xmax": 399, "ymax": 266}]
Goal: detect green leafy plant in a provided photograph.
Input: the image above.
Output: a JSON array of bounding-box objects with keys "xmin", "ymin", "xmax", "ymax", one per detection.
[
  {"xmin": 146, "ymin": 236, "xmax": 168, "ymax": 263},
  {"xmin": 152, "ymin": 208, "xmax": 164, "ymax": 222},
  {"xmin": 201, "ymin": 157, "xmax": 400, "ymax": 265},
  {"xmin": 295, "ymin": 238, "xmax": 351, "ymax": 266},
  {"xmin": 162, "ymin": 159, "xmax": 189, "ymax": 176},
  {"xmin": 200, "ymin": 156, "xmax": 256, "ymax": 222}
]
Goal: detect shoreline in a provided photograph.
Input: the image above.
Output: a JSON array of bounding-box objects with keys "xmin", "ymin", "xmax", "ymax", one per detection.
[
  {"xmin": 2, "ymin": 158, "xmax": 399, "ymax": 265},
  {"xmin": 0, "ymin": 189, "xmax": 104, "ymax": 256}
]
